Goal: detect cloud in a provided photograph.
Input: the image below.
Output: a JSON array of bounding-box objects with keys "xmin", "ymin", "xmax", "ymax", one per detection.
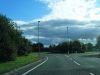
[
  {"xmin": 14, "ymin": 21, "xmax": 29, "ymax": 26},
  {"xmin": 20, "ymin": 19, "xmax": 100, "ymax": 45},
  {"xmin": 40, "ymin": 0, "xmax": 100, "ymax": 21},
  {"xmin": 14, "ymin": 0, "xmax": 100, "ymax": 45},
  {"xmin": 88, "ymin": 8, "xmax": 100, "ymax": 20},
  {"xmin": 79, "ymin": 38, "xmax": 96, "ymax": 45},
  {"xmin": 20, "ymin": 26, "xmax": 35, "ymax": 30}
]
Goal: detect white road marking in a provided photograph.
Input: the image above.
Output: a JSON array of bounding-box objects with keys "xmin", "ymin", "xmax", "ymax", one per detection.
[
  {"xmin": 65, "ymin": 55, "xmax": 80, "ymax": 66},
  {"xmin": 73, "ymin": 61, "xmax": 80, "ymax": 66},
  {"xmin": 22, "ymin": 57, "xmax": 48, "ymax": 75},
  {"xmin": 65, "ymin": 55, "xmax": 69, "ymax": 57},
  {"xmin": 89, "ymin": 73, "xmax": 95, "ymax": 75},
  {"xmin": 65, "ymin": 55, "xmax": 73, "ymax": 60}
]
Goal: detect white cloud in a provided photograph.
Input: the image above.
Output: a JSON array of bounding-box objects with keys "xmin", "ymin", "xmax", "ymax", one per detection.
[
  {"xmin": 15, "ymin": 0, "xmax": 100, "ymax": 23},
  {"xmin": 20, "ymin": 26, "xmax": 35, "ymax": 30},
  {"xmin": 25, "ymin": 35, "xmax": 46, "ymax": 39},
  {"xmin": 14, "ymin": 21, "xmax": 29, "ymax": 25},
  {"xmin": 40, "ymin": 0, "xmax": 100, "ymax": 21},
  {"xmin": 88, "ymin": 8, "xmax": 100, "ymax": 20},
  {"xmin": 79, "ymin": 38, "xmax": 96, "ymax": 45}
]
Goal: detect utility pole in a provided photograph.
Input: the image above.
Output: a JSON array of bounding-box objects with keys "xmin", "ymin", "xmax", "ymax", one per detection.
[
  {"xmin": 38, "ymin": 21, "xmax": 40, "ymax": 56},
  {"xmin": 67, "ymin": 26, "xmax": 69, "ymax": 54},
  {"xmin": 80, "ymin": 34, "xmax": 83, "ymax": 53},
  {"xmin": 84, "ymin": 35, "xmax": 87, "ymax": 51},
  {"xmin": 83, "ymin": 34, "xmax": 88, "ymax": 52},
  {"xmin": 80, "ymin": 39, "xmax": 83, "ymax": 53},
  {"xmin": 86, "ymin": 39, "xmax": 88, "ymax": 51}
]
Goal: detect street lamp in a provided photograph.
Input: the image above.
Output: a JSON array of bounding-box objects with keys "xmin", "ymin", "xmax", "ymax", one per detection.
[
  {"xmin": 38, "ymin": 21, "xmax": 40, "ymax": 56},
  {"xmin": 67, "ymin": 26, "xmax": 69, "ymax": 54}
]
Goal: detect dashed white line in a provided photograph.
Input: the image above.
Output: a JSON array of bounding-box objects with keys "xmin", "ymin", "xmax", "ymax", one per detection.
[
  {"xmin": 22, "ymin": 57, "xmax": 48, "ymax": 75},
  {"xmin": 89, "ymin": 73, "xmax": 95, "ymax": 75},
  {"xmin": 73, "ymin": 61, "xmax": 80, "ymax": 66}
]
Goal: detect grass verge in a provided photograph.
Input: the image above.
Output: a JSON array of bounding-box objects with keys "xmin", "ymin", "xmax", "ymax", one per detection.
[
  {"xmin": 85, "ymin": 54, "xmax": 100, "ymax": 58},
  {"xmin": 0, "ymin": 52, "xmax": 45, "ymax": 74}
]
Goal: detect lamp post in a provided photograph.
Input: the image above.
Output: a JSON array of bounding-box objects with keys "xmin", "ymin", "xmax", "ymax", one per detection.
[
  {"xmin": 67, "ymin": 26, "xmax": 69, "ymax": 54},
  {"xmin": 38, "ymin": 21, "xmax": 40, "ymax": 56}
]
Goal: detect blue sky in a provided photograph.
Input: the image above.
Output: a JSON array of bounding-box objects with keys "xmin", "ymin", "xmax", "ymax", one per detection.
[
  {"xmin": 0, "ymin": 0, "xmax": 99, "ymax": 21},
  {"xmin": 0, "ymin": 0, "xmax": 100, "ymax": 21},
  {"xmin": 0, "ymin": 0, "xmax": 49, "ymax": 21},
  {"xmin": 0, "ymin": 0, "xmax": 100, "ymax": 45},
  {"xmin": 96, "ymin": 0, "xmax": 100, "ymax": 7}
]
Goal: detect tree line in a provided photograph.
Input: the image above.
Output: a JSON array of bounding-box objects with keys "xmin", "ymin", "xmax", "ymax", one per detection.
[
  {"xmin": 32, "ymin": 40, "xmax": 94, "ymax": 53},
  {"xmin": 0, "ymin": 14, "xmax": 33, "ymax": 62}
]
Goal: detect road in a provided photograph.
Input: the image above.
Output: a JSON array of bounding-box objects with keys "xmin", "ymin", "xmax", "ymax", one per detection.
[{"xmin": 4, "ymin": 53, "xmax": 100, "ymax": 75}]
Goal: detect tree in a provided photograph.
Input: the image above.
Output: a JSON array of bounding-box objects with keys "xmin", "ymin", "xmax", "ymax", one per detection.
[
  {"xmin": 72, "ymin": 40, "xmax": 81, "ymax": 53},
  {"xmin": 17, "ymin": 37, "xmax": 32, "ymax": 56},
  {"xmin": 0, "ymin": 14, "xmax": 33, "ymax": 62},
  {"xmin": 85, "ymin": 43, "xmax": 93, "ymax": 52},
  {"xmin": 47, "ymin": 40, "xmax": 85, "ymax": 53},
  {"xmin": 32, "ymin": 43, "xmax": 44, "ymax": 52},
  {"xmin": 0, "ymin": 14, "xmax": 17, "ymax": 62}
]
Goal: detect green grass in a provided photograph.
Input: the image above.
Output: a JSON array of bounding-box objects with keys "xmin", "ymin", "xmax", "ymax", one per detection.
[
  {"xmin": 0, "ymin": 53, "xmax": 44, "ymax": 74},
  {"xmin": 86, "ymin": 54, "xmax": 100, "ymax": 58},
  {"xmin": 82, "ymin": 51, "xmax": 100, "ymax": 58}
]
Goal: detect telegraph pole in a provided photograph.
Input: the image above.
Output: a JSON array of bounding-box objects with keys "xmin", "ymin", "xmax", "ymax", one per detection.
[
  {"xmin": 38, "ymin": 21, "xmax": 40, "ymax": 56},
  {"xmin": 83, "ymin": 33, "xmax": 88, "ymax": 52},
  {"xmin": 86, "ymin": 39, "xmax": 88, "ymax": 51},
  {"xmin": 80, "ymin": 39, "xmax": 83, "ymax": 53},
  {"xmin": 67, "ymin": 26, "xmax": 69, "ymax": 54}
]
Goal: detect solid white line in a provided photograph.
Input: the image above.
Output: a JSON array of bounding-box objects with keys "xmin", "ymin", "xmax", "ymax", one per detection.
[
  {"xmin": 22, "ymin": 57, "xmax": 48, "ymax": 75},
  {"xmin": 89, "ymin": 73, "xmax": 95, "ymax": 75},
  {"xmin": 73, "ymin": 61, "xmax": 80, "ymax": 66}
]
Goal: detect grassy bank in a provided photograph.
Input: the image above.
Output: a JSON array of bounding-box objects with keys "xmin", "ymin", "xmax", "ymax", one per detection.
[
  {"xmin": 83, "ymin": 52, "xmax": 100, "ymax": 58},
  {"xmin": 0, "ymin": 53, "xmax": 45, "ymax": 74},
  {"xmin": 86, "ymin": 54, "xmax": 100, "ymax": 58}
]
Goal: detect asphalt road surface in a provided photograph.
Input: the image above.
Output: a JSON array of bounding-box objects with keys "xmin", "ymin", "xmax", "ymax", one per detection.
[{"xmin": 4, "ymin": 53, "xmax": 100, "ymax": 75}]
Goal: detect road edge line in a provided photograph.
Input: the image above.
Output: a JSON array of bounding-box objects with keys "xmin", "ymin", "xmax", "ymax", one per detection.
[
  {"xmin": 3, "ymin": 56, "xmax": 46, "ymax": 75},
  {"xmin": 22, "ymin": 56, "xmax": 48, "ymax": 75},
  {"xmin": 89, "ymin": 73, "xmax": 95, "ymax": 75}
]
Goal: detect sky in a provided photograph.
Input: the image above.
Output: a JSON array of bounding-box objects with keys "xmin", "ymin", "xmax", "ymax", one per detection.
[
  {"xmin": 0, "ymin": 0, "xmax": 49, "ymax": 21},
  {"xmin": 0, "ymin": 0, "xmax": 100, "ymax": 46}
]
